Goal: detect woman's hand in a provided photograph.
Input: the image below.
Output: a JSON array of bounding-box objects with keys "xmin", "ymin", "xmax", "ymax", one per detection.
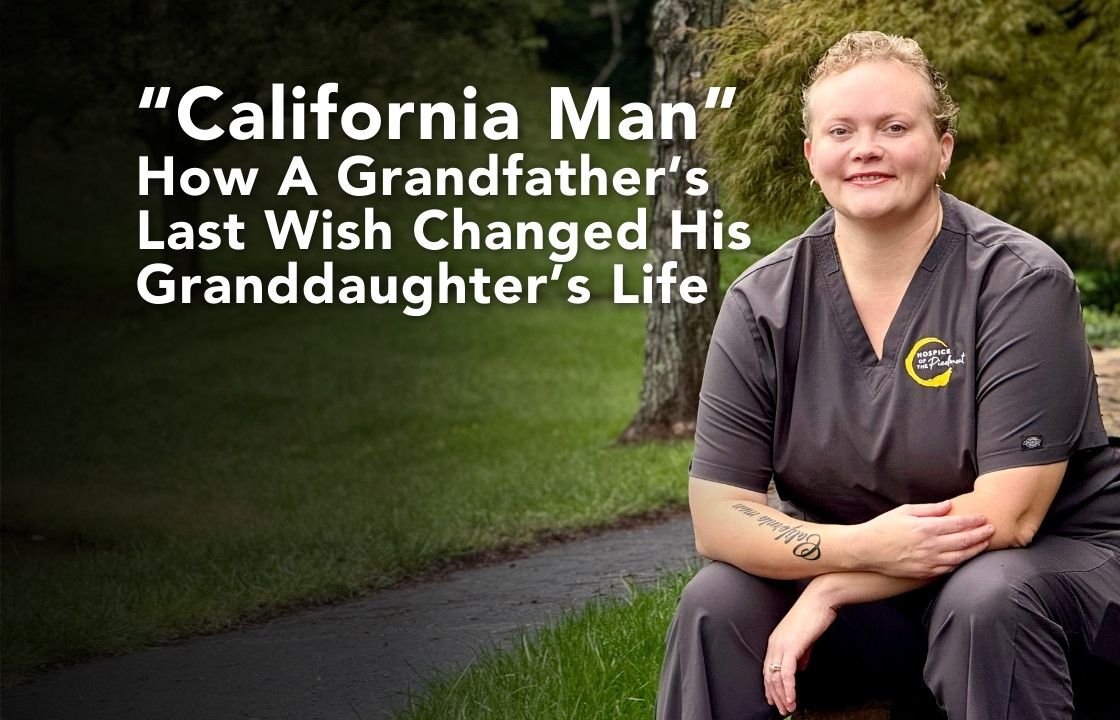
[
  {"xmin": 856, "ymin": 500, "xmax": 993, "ymax": 578},
  {"xmin": 762, "ymin": 570, "xmax": 944, "ymax": 715},
  {"xmin": 763, "ymin": 583, "xmax": 836, "ymax": 716}
]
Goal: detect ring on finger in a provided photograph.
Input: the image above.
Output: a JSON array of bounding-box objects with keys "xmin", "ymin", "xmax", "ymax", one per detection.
[{"xmin": 768, "ymin": 663, "xmax": 782, "ymax": 673}]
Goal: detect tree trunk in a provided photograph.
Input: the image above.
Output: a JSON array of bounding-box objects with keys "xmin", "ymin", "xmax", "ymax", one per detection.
[{"xmin": 618, "ymin": 0, "xmax": 729, "ymax": 443}]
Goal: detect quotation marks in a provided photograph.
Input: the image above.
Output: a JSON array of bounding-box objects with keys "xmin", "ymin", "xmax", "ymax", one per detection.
[
  {"xmin": 140, "ymin": 87, "xmax": 171, "ymax": 110},
  {"xmin": 703, "ymin": 87, "xmax": 736, "ymax": 109}
]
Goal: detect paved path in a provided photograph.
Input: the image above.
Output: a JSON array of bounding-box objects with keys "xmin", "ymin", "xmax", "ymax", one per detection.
[
  {"xmin": 7, "ymin": 350, "xmax": 1119, "ymax": 720},
  {"xmin": 3, "ymin": 516, "xmax": 697, "ymax": 720}
]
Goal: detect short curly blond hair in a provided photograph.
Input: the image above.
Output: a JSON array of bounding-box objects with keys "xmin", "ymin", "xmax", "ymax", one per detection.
[{"xmin": 802, "ymin": 31, "xmax": 959, "ymax": 138}]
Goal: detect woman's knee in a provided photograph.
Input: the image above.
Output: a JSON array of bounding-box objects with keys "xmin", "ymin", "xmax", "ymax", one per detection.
[
  {"xmin": 675, "ymin": 562, "xmax": 795, "ymax": 640},
  {"xmin": 928, "ymin": 549, "xmax": 1029, "ymax": 629}
]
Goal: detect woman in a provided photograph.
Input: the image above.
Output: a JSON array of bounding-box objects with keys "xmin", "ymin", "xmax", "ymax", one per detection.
[{"xmin": 656, "ymin": 31, "xmax": 1120, "ymax": 720}]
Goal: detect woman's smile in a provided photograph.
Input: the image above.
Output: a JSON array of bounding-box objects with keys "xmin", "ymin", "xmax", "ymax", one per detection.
[
  {"xmin": 846, "ymin": 173, "xmax": 891, "ymax": 184},
  {"xmin": 845, "ymin": 172, "xmax": 895, "ymax": 185}
]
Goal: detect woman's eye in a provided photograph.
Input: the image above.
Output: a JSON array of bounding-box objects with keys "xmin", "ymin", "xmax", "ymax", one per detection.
[
  {"xmin": 829, "ymin": 127, "xmax": 849, "ymax": 137},
  {"xmin": 886, "ymin": 123, "xmax": 906, "ymax": 133}
]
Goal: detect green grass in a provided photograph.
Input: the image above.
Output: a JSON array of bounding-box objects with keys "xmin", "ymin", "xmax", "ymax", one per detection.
[{"xmin": 397, "ymin": 570, "xmax": 693, "ymax": 720}]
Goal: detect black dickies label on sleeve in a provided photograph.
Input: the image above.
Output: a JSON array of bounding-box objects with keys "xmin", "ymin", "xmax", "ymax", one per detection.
[{"xmin": 1021, "ymin": 435, "xmax": 1044, "ymax": 450}]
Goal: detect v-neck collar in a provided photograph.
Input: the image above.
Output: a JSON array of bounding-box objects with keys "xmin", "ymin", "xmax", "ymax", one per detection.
[{"xmin": 812, "ymin": 214, "xmax": 957, "ymax": 395}]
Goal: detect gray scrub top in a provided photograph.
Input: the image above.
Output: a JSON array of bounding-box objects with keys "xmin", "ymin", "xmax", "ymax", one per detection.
[{"xmin": 691, "ymin": 192, "xmax": 1119, "ymax": 530}]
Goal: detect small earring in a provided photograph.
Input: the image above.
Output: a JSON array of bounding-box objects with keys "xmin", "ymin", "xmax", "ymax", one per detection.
[
  {"xmin": 809, "ymin": 178, "xmax": 818, "ymax": 188},
  {"xmin": 940, "ymin": 171, "xmax": 947, "ymax": 180}
]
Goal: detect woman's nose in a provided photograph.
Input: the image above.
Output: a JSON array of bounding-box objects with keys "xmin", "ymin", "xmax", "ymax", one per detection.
[{"xmin": 850, "ymin": 132, "xmax": 882, "ymax": 162}]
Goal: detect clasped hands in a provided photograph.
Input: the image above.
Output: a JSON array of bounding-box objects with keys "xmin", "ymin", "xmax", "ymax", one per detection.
[{"xmin": 763, "ymin": 500, "xmax": 994, "ymax": 716}]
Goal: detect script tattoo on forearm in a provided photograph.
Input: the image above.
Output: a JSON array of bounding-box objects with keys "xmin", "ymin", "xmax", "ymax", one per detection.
[{"xmin": 731, "ymin": 503, "xmax": 822, "ymax": 561}]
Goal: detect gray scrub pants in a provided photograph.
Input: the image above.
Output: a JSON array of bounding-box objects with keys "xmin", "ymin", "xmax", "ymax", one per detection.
[{"xmin": 656, "ymin": 536, "xmax": 1120, "ymax": 720}]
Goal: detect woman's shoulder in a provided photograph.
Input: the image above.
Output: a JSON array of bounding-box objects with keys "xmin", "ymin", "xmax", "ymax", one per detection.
[
  {"xmin": 941, "ymin": 192, "xmax": 1074, "ymax": 281},
  {"xmin": 941, "ymin": 193, "xmax": 1085, "ymax": 328},
  {"xmin": 724, "ymin": 211, "xmax": 834, "ymax": 304}
]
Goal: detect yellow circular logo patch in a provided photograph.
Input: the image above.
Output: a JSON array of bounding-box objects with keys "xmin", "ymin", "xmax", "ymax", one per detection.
[{"xmin": 905, "ymin": 337, "xmax": 956, "ymax": 387}]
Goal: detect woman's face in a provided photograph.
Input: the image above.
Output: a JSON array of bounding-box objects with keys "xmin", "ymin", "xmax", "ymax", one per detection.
[{"xmin": 804, "ymin": 60, "xmax": 953, "ymax": 229}]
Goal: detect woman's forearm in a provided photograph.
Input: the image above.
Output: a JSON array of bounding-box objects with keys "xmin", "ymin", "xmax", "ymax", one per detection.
[
  {"xmin": 696, "ymin": 497, "xmax": 854, "ymax": 578},
  {"xmin": 806, "ymin": 570, "xmax": 936, "ymax": 608},
  {"xmin": 690, "ymin": 477, "xmax": 994, "ymax": 581},
  {"xmin": 690, "ymin": 481, "xmax": 864, "ymax": 579}
]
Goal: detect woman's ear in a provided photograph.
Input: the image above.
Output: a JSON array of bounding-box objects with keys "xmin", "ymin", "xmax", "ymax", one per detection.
[{"xmin": 939, "ymin": 132, "xmax": 954, "ymax": 174}]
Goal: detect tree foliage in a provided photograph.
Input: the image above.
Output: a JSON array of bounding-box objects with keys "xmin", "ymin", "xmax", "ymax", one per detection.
[
  {"xmin": 700, "ymin": 0, "xmax": 1120, "ymax": 260},
  {"xmin": 537, "ymin": 0, "xmax": 656, "ymax": 101}
]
